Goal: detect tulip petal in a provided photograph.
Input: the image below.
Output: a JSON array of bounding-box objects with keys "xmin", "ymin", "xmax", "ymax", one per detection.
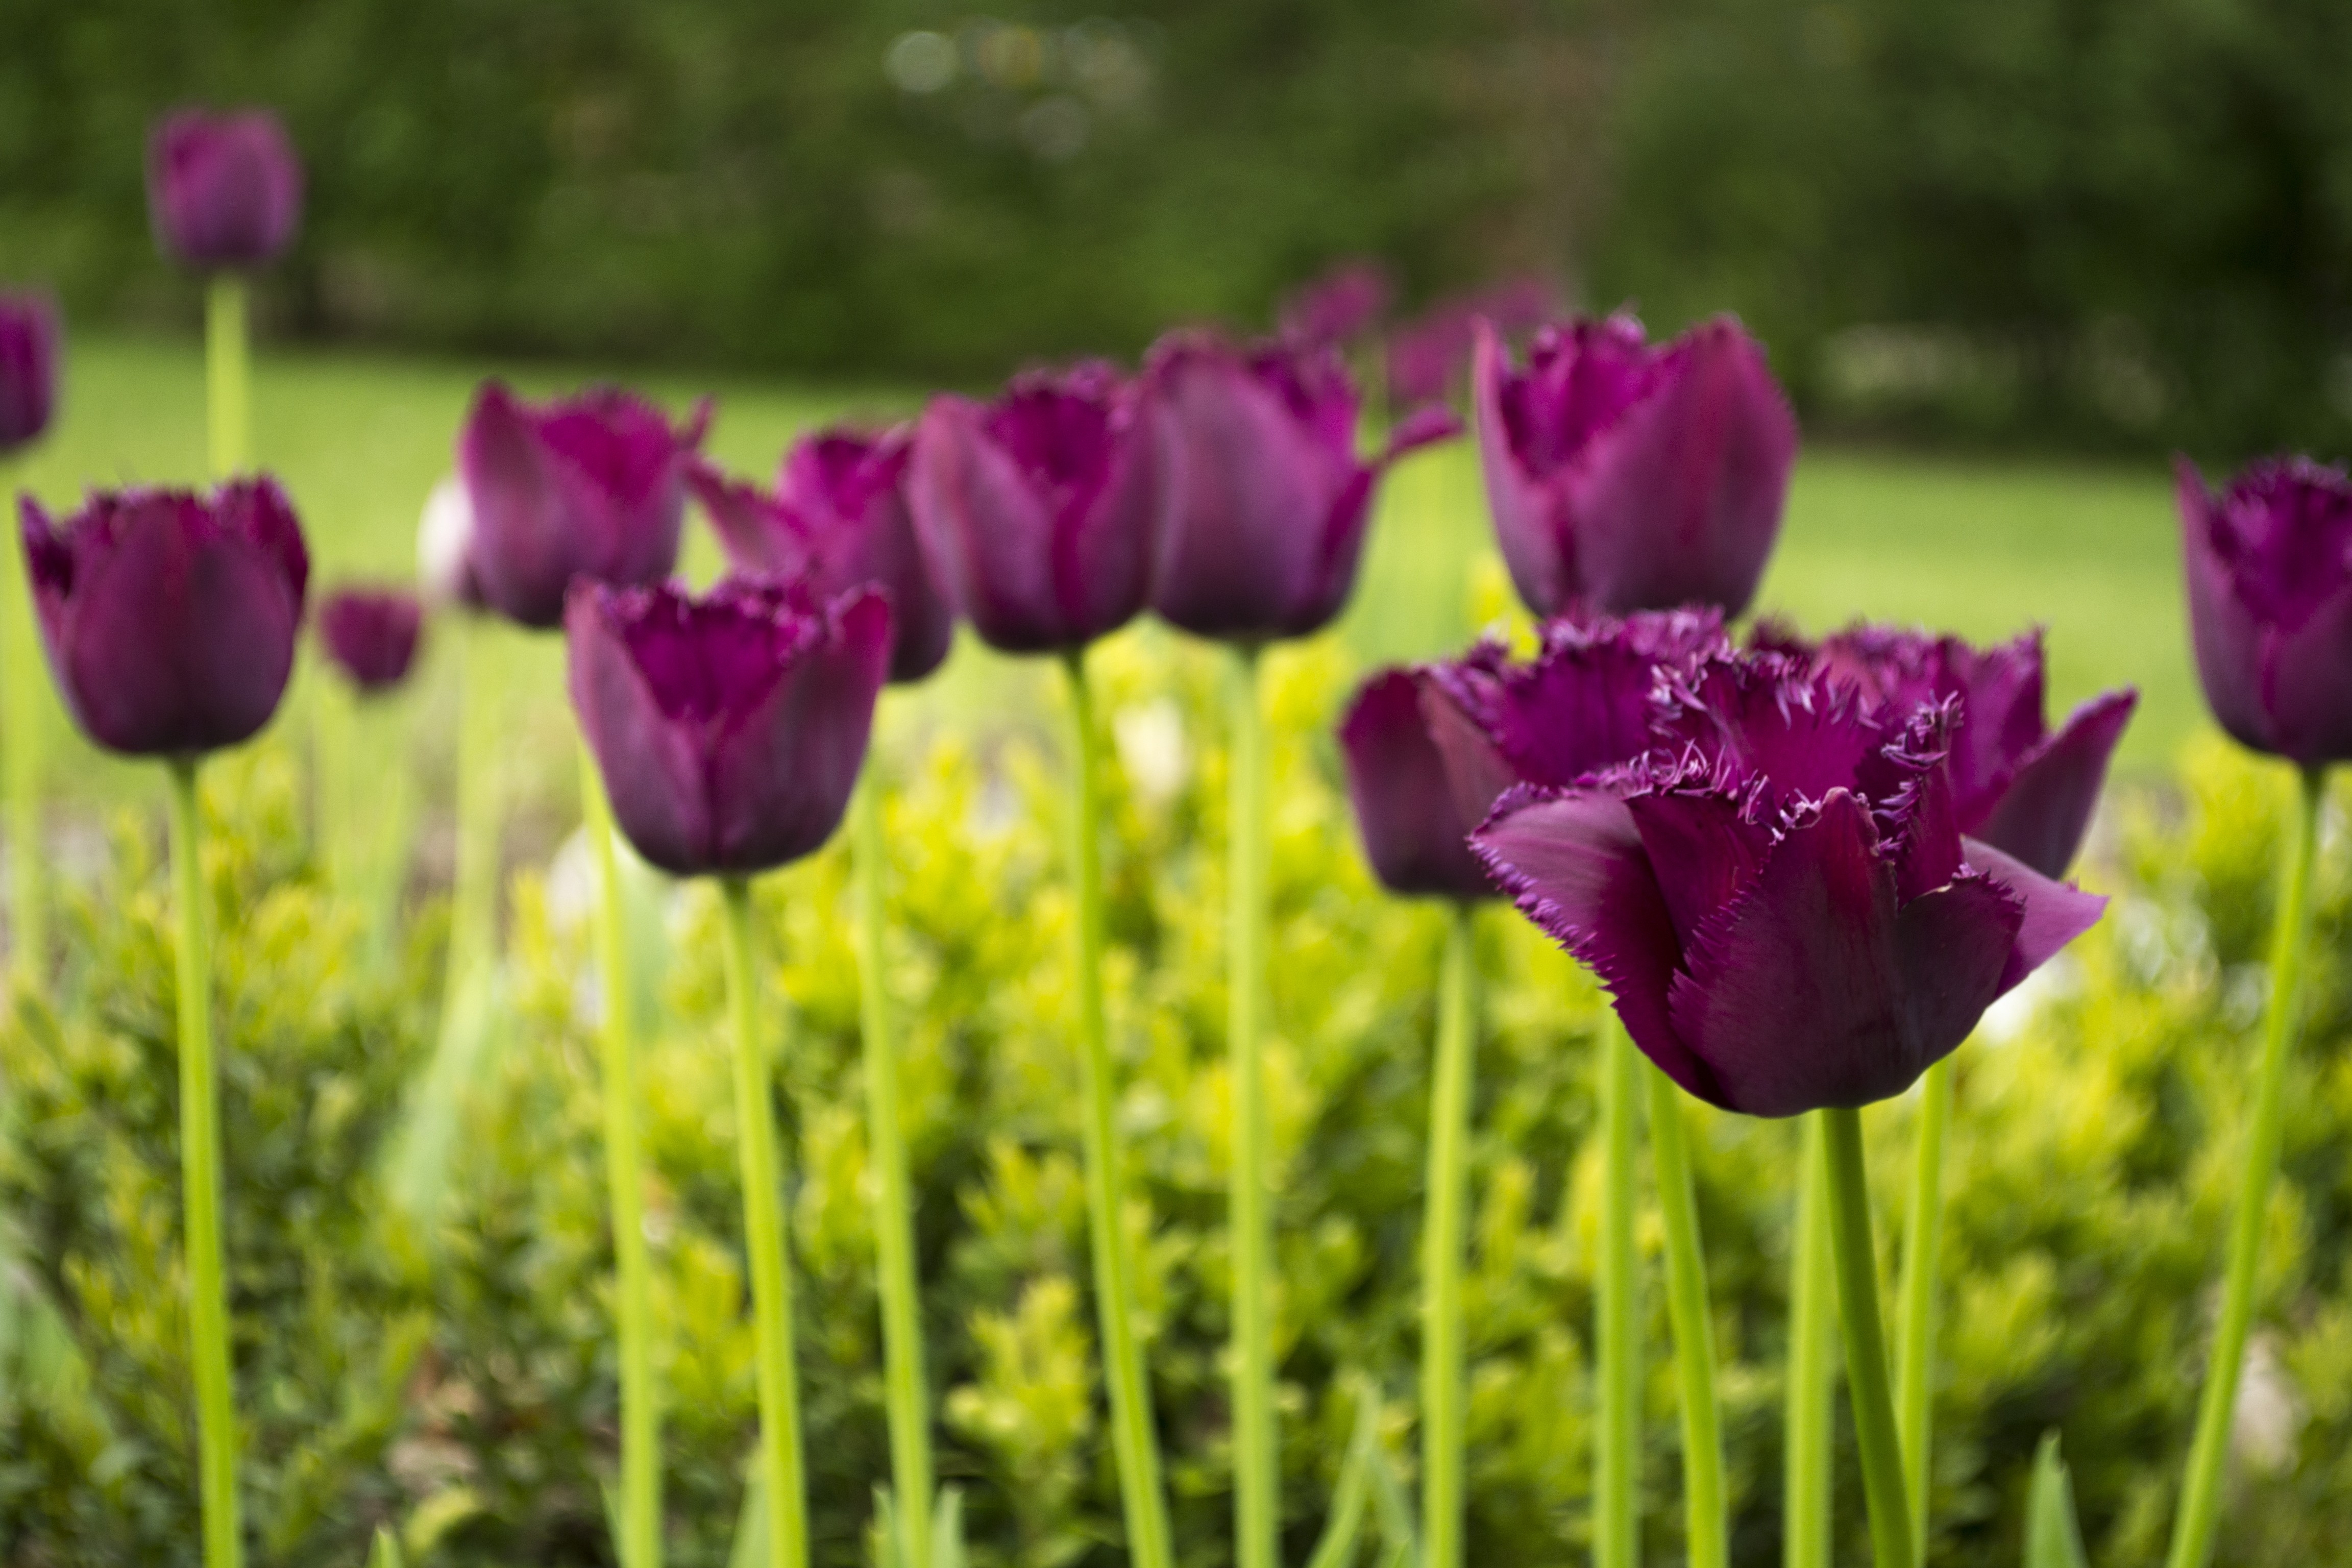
[
  {"xmin": 566, "ymin": 589, "xmax": 720, "ymax": 873},
  {"xmin": 1472, "ymin": 322, "xmax": 1571, "ymax": 616},
  {"xmin": 1339, "ymin": 670, "xmax": 1493, "ymax": 900},
  {"xmin": 2179, "ymin": 457, "xmax": 2281, "ymax": 755},
  {"xmin": 1623, "ymin": 786, "xmax": 1770, "ymax": 945},
  {"xmin": 710, "ymin": 590, "xmax": 892, "ymax": 870},
  {"xmin": 1417, "ymin": 677, "xmax": 1519, "ymax": 837},
  {"xmin": 1974, "ymin": 688, "xmax": 2136, "ymax": 877},
  {"xmin": 690, "ymin": 463, "xmax": 811, "ymax": 580},
  {"xmin": 1962, "ymin": 838, "xmax": 2110, "ymax": 994},
  {"xmin": 910, "ymin": 395, "xmax": 1068, "ymax": 648}
]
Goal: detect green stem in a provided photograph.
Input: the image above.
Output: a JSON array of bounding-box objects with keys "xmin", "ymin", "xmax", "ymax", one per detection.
[
  {"xmin": 2165, "ymin": 763, "xmax": 2325, "ymax": 1568},
  {"xmin": 851, "ymin": 764, "xmax": 938, "ymax": 1568},
  {"xmin": 1895, "ymin": 1055, "xmax": 1954, "ymax": 1551},
  {"xmin": 205, "ymin": 276, "xmax": 250, "ymax": 477},
  {"xmin": 1062, "ymin": 651, "xmax": 1175, "ymax": 1568},
  {"xmin": 1822, "ymin": 1105, "xmax": 1916, "ymax": 1568},
  {"xmin": 168, "ymin": 758, "xmax": 242, "ymax": 1568},
  {"xmin": 1422, "ymin": 902, "xmax": 1478, "ymax": 1568},
  {"xmin": 1595, "ymin": 1024, "xmax": 1641, "ymax": 1568},
  {"xmin": 720, "ymin": 877, "xmax": 808, "ymax": 1568},
  {"xmin": 449, "ymin": 617, "xmax": 502, "ymax": 979},
  {"xmin": 3, "ymin": 455, "xmax": 43, "ymax": 992},
  {"xmin": 583, "ymin": 744, "xmax": 660, "ymax": 1568},
  {"xmin": 1647, "ymin": 1064, "xmax": 1725, "ymax": 1568},
  {"xmin": 1227, "ymin": 645, "xmax": 1278, "ymax": 1568},
  {"xmin": 1783, "ymin": 1119, "xmax": 1836, "ymax": 1568}
]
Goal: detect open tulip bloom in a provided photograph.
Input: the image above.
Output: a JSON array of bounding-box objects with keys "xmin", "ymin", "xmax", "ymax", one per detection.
[
  {"xmin": 2, "ymin": 291, "xmax": 61, "ymax": 988},
  {"xmin": 19, "ymin": 476, "xmax": 310, "ymax": 1568},
  {"xmin": 2164, "ymin": 454, "xmax": 2352, "ymax": 1568},
  {"xmin": 570, "ymin": 575, "xmax": 890, "ymax": 1568},
  {"xmin": 1474, "ymin": 312, "xmax": 1796, "ymax": 620}
]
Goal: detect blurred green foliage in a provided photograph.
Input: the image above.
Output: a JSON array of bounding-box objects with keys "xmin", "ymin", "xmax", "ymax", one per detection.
[{"xmin": 8, "ymin": 633, "xmax": 2352, "ymax": 1564}]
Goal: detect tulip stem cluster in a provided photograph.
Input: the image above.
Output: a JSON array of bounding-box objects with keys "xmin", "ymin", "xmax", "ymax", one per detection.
[
  {"xmin": 1646, "ymin": 1065, "xmax": 1726, "ymax": 1568},
  {"xmin": 204, "ymin": 276, "xmax": 250, "ymax": 477},
  {"xmin": 1594, "ymin": 1026, "xmax": 1641, "ymax": 1568},
  {"xmin": 1061, "ymin": 650, "xmax": 1176, "ymax": 1568},
  {"xmin": 1419, "ymin": 902, "xmax": 1477, "ymax": 1568},
  {"xmin": 1226, "ymin": 645, "xmax": 1278, "ymax": 1568},
  {"xmin": 719, "ymin": 876, "xmax": 810, "ymax": 1568},
  {"xmin": 1783, "ymin": 1122, "xmax": 1837, "ymax": 1568},
  {"xmin": 851, "ymin": 766, "xmax": 939, "ymax": 1568},
  {"xmin": 584, "ymin": 749, "xmax": 662, "ymax": 1568},
  {"xmin": 2166, "ymin": 764, "xmax": 2326, "ymax": 1568},
  {"xmin": 167, "ymin": 758, "xmax": 243, "ymax": 1568},
  {"xmin": 1895, "ymin": 1053, "xmax": 1955, "ymax": 1548},
  {"xmin": 1821, "ymin": 1105, "xmax": 1917, "ymax": 1568}
]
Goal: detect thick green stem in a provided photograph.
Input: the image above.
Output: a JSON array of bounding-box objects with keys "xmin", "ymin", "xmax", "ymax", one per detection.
[
  {"xmin": 851, "ymin": 764, "xmax": 938, "ymax": 1568},
  {"xmin": 2, "ymin": 455, "xmax": 42, "ymax": 991},
  {"xmin": 168, "ymin": 760, "xmax": 242, "ymax": 1568},
  {"xmin": 583, "ymin": 745, "xmax": 660, "ymax": 1568},
  {"xmin": 1822, "ymin": 1106, "xmax": 1916, "ymax": 1568},
  {"xmin": 1061, "ymin": 651, "xmax": 1176, "ymax": 1568},
  {"xmin": 1647, "ymin": 1064, "xmax": 1726, "ymax": 1568},
  {"xmin": 1595, "ymin": 1025, "xmax": 1641, "ymax": 1568},
  {"xmin": 205, "ymin": 276, "xmax": 250, "ymax": 477},
  {"xmin": 1227, "ymin": 645, "xmax": 1278, "ymax": 1568},
  {"xmin": 1421, "ymin": 902, "xmax": 1478, "ymax": 1568},
  {"xmin": 1783, "ymin": 1119, "xmax": 1836, "ymax": 1568},
  {"xmin": 720, "ymin": 877, "xmax": 808, "ymax": 1568},
  {"xmin": 2165, "ymin": 763, "xmax": 2325, "ymax": 1568},
  {"xmin": 1895, "ymin": 1055, "xmax": 1954, "ymax": 1551}
]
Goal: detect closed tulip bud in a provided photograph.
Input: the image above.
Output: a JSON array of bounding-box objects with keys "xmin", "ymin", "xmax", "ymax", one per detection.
[
  {"xmin": 1475, "ymin": 312, "xmax": 1796, "ymax": 619},
  {"xmin": 1, "ymin": 291, "xmax": 60, "ymax": 451},
  {"xmin": 566, "ymin": 577, "xmax": 892, "ymax": 878},
  {"xmin": 20, "ymin": 478, "xmax": 308, "ymax": 756},
  {"xmin": 146, "ymin": 109, "xmax": 304, "ymax": 272},
  {"xmin": 317, "ymin": 585, "xmax": 425, "ymax": 695},
  {"xmin": 457, "ymin": 381, "xmax": 708, "ymax": 630},
  {"xmin": 1146, "ymin": 330, "xmax": 1459, "ymax": 644},
  {"xmin": 691, "ymin": 427, "xmax": 950, "ymax": 683},
  {"xmin": 1755, "ymin": 621, "xmax": 2136, "ymax": 878},
  {"xmin": 2178, "ymin": 455, "xmax": 2352, "ymax": 766},
  {"xmin": 1338, "ymin": 667, "xmax": 1514, "ymax": 900},
  {"xmin": 1475, "ymin": 646, "xmax": 2105, "ymax": 1117},
  {"xmin": 908, "ymin": 361, "xmax": 1154, "ymax": 654}
]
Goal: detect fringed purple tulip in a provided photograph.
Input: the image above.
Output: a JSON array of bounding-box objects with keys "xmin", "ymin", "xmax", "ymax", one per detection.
[
  {"xmin": 1338, "ymin": 669, "xmax": 1514, "ymax": 901},
  {"xmin": 458, "ymin": 381, "xmax": 708, "ymax": 630},
  {"xmin": 1146, "ymin": 331, "xmax": 1459, "ymax": 644},
  {"xmin": 1757, "ymin": 623, "xmax": 2138, "ymax": 879},
  {"xmin": 1474, "ymin": 313, "xmax": 1796, "ymax": 619},
  {"xmin": 2178, "ymin": 455, "xmax": 2352, "ymax": 766},
  {"xmin": 566, "ymin": 577, "xmax": 891, "ymax": 877},
  {"xmin": 1, "ymin": 292, "xmax": 59, "ymax": 451},
  {"xmin": 1385, "ymin": 276, "xmax": 1557, "ymax": 411},
  {"xmin": 1278, "ymin": 260, "xmax": 1393, "ymax": 349},
  {"xmin": 909, "ymin": 362, "xmax": 1154, "ymax": 653},
  {"xmin": 1475, "ymin": 645, "xmax": 2106, "ymax": 1118},
  {"xmin": 691, "ymin": 428, "xmax": 948, "ymax": 683},
  {"xmin": 20, "ymin": 478, "xmax": 308, "ymax": 756},
  {"xmin": 317, "ymin": 585, "xmax": 425, "ymax": 695},
  {"xmin": 146, "ymin": 109, "xmax": 304, "ymax": 272}
]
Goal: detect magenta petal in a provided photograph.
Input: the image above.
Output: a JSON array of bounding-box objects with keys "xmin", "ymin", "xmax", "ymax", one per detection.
[
  {"xmin": 1889, "ymin": 870, "xmax": 2029, "ymax": 1066},
  {"xmin": 1962, "ymin": 838, "xmax": 2110, "ymax": 993},
  {"xmin": 709, "ymin": 590, "xmax": 892, "ymax": 869},
  {"xmin": 910, "ymin": 395, "xmax": 1071, "ymax": 649},
  {"xmin": 1622, "ymin": 788, "xmax": 1770, "ymax": 945},
  {"xmin": 689, "ymin": 463, "xmax": 811, "ymax": 580},
  {"xmin": 1, "ymin": 293, "xmax": 60, "ymax": 450},
  {"xmin": 1417, "ymin": 678, "xmax": 1520, "ymax": 836},
  {"xmin": 2180, "ymin": 457, "xmax": 2280, "ymax": 755},
  {"xmin": 1474, "ymin": 787, "xmax": 1724, "ymax": 1105},
  {"xmin": 1338, "ymin": 671, "xmax": 1493, "ymax": 900},
  {"xmin": 1472, "ymin": 322, "xmax": 1570, "ymax": 616},
  {"xmin": 567, "ymin": 589, "xmax": 716, "ymax": 872},
  {"xmin": 1383, "ymin": 404, "xmax": 1464, "ymax": 463},
  {"xmin": 1974, "ymin": 688, "xmax": 2137, "ymax": 877},
  {"xmin": 317, "ymin": 585, "xmax": 424, "ymax": 694}
]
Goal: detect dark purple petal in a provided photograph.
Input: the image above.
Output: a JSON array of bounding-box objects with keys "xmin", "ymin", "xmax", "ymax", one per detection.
[
  {"xmin": 1963, "ymin": 839, "xmax": 2110, "ymax": 994},
  {"xmin": 145, "ymin": 109, "xmax": 304, "ymax": 272},
  {"xmin": 1973, "ymin": 689, "xmax": 2136, "ymax": 878},
  {"xmin": 1338, "ymin": 670, "xmax": 1495, "ymax": 900},
  {"xmin": 688, "ymin": 463, "xmax": 813, "ymax": 580},
  {"xmin": 316, "ymin": 585, "xmax": 424, "ymax": 694},
  {"xmin": 1417, "ymin": 677, "xmax": 1520, "ymax": 836},
  {"xmin": 21, "ymin": 478, "xmax": 307, "ymax": 756},
  {"xmin": 1472, "ymin": 322, "xmax": 1571, "ymax": 616},
  {"xmin": 0, "ymin": 293, "xmax": 60, "ymax": 451},
  {"xmin": 1279, "ymin": 260, "xmax": 1392, "ymax": 348},
  {"xmin": 775, "ymin": 427, "xmax": 952, "ymax": 683}
]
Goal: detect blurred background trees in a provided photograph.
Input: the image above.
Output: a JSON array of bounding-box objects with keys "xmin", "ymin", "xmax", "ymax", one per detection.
[{"xmin": 1, "ymin": 0, "xmax": 2346, "ymax": 454}]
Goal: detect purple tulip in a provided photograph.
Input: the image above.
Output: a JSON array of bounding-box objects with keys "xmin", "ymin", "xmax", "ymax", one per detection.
[
  {"xmin": 2177, "ymin": 455, "xmax": 2352, "ymax": 767},
  {"xmin": 146, "ymin": 109, "xmax": 304, "ymax": 272},
  {"xmin": 20, "ymin": 478, "xmax": 308, "ymax": 757},
  {"xmin": 1474, "ymin": 312, "xmax": 1797, "ymax": 620},
  {"xmin": 908, "ymin": 361, "xmax": 1154, "ymax": 654},
  {"xmin": 1, "ymin": 292, "xmax": 60, "ymax": 451},
  {"xmin": 1384, "ymin": 276, "xmax": 1557, "ymax": 410},
  {"xmin": 1474, "ymin": 645, "xmax": 2106, "ymax": 1117},
  {"xmin": 457, "ymin": 381, "xmax": 708, "ymax": 631},
  {"xmin": 1338, "ymin": 668, "xmax": 1515, "ymax": 900},
  {"xmin": 317, "ymin": 585, "xmax": 425, "ymax": 695},
  {"xmin": 566, "ymin": 577, "xmax": 892, "ymax": 878},
  {"xmin": 1278, "ymin": 260, "xmax": 1394, "ymax": 349},
  {"xmin": 1145, "ymin": 331, "xmax": 1460, "ymax": 644},
  {"xmin": 1755, "ymin": 622, "xmax": 2137, "ymax": 879},
  {"xmin": 692, "ymin": 427, "xmax": 950, "ymax": 684}
]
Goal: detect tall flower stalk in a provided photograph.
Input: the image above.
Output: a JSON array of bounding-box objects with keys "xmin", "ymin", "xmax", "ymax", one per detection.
[
  {"xmin": 1594, "ymin": 1027, "xmax": 1640, "ymax": 1568},
  {"xmin": 1, "ymin": 290, "xmax": 58, "ymax": 991},
  {"xmin": 1227, "ymin": 644, "xmax": 1277, "ymax": 1568},
  {"xmin": 1894, "ymin": 1052, "xmax": 1954, "ymax": 1546},
  {"xmin": 1821, "ymin": 1105, "xmax": 1915, "ymax": 1568},
  {"xmin": 1647, "ymin": 1062, "xmax": 1725, "ymax": 1568},
  {"xmin": 1419, "ymin": 902, "xmax": 1476, "ymax": 1568},
  {"xmin": 1783, "ymin": 1121, "xmax": 1836, "ymax": 1568},
  {"xmin": 205, "ymin": 278, "xmax": 249, "ymax": 476}
]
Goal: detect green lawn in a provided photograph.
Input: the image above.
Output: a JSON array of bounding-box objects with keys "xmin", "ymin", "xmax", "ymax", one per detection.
[{"xmin": 9, "ymin": 332, "xmax": 2197, "ymax": 813}]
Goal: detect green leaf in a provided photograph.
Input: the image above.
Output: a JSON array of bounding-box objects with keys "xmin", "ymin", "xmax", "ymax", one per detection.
[
  {"xmin": 1364, "ymin": 1399, "xmax": 1422, "ymax": 1568},
  {"xmin": 729, "ymin": 1449, "xmax": 769, "ymax": 1568},
  {"xmin": 1305, "ymin": 1381, "xmax": 1383, "ymax": 1568},
  {"xmin": 2025, "ymin": 1431, "xmax": 2090, "ymax": 1568},
  {"xmin": 931, "ymin": 1484, "xmax": 967, "ymax": 1568},
  {"xmin": 874, "ymin": 1483, "xmax": 904, "ymax": 1568},
  {"xmin": 368, "ymin": 1524, "xmax": 407, "ymax": 1568},
  {"xmin": 381, "ymin": 963, "xmax": 507, "ymax": 1233}
]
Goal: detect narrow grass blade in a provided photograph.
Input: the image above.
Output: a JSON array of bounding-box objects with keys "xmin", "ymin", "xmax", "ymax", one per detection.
[{"xmin": 2025, "ymin": 1433, "xmax": 2089, "ymax": 1568}]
